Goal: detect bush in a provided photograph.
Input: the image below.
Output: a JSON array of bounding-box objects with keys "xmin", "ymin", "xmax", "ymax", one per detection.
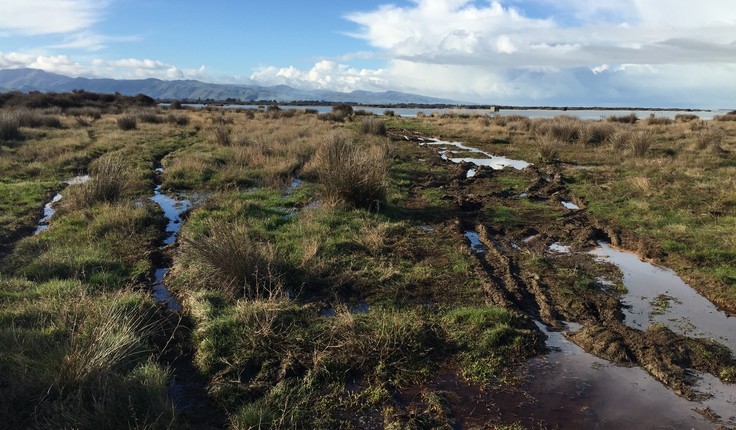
[
  {"xmin": 314, "ymin": 132, "xmax": 388, "ymax": 210},
  {"xmin": 383, "ymin": 109, "xmax": 395, "ymax": 117},
  {"xmin": 116, "ymin": 115, "xmax": 137, "ymax": 131},
  {"xmin": 359, "ymin": 117, "xmax": 387, "ymax": 136},
  {"xmin": 182, "ymin": 220, "xmax": 282, "ymax": 298}
]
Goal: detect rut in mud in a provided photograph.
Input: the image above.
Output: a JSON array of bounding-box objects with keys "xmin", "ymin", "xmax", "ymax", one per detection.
[
  {"xmin": 396, "ymin": 132, "xmax": 736, "ymax": 428},
  {"xmin": 148, "ymin": 161, "xmax": 226, "ymax": 428}
]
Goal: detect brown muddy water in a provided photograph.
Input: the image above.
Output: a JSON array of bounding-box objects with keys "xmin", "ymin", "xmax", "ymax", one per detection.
[
  {"xmin": 591, "ymin": 243, "xmax": 736, "ymax": 352},
  {"xmin": 414, "ymin": 136, "xmax": 736, "ymax": 428},
  {"xmin": 492, "ymin": 321, "xmax": 729, "ymax": 429}
]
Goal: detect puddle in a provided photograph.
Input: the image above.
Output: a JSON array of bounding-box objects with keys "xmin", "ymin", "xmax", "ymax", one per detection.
[
  {"xmin": 561, "ymin": 200, "xmax": 581, "ymax": 210},
  {"xmin": 418, "ymin": 225, "xmax": 434, "ymax": 232},
  {"xmin": 466, "ymin": 168, "xmax": 477, "ymax": 178},
  {"xmin": 591, "ymin": 242, "xmax": 736, "ymax": 352},
  {"xmin": 285, "ymin": 177, "xmax": 304, "ymax": 194},
  {"xmin": 521, "ymin": 234, "xmax": 537, "ymax": 243},
  {"xmin": 519, "ymin": 192, "xmax": 528, "ymax": 198},
  {"xmin": 34, "ymin": 175, "xmax": 90, "ymax": 234},
  {"xmin": 548, "ymin": 242, "xmax": 571, "ymax": 254},
  {"xmin": 464, "ymin": 230, "xmax": 487, "ymax": 254},
  {"xmin": 492, "ymin": 321, "xmax": 727, "ymax": 428},
  {"xmin": 149, "ymin": 184, "xmax": 191, "ymax": 246},
  {"xmin": 152, "ymin": 268, "xmax": 182, "ymax": 312},
  {"xmin": 422, "ymin": 139, "xmax": 530, "ymax": 171},
  {"xmin": 149, "ymin": 169, "xmax": 191, "ymax": 311}
]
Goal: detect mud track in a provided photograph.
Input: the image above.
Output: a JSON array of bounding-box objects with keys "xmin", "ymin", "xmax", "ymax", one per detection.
[{"xmin": 391, "ymin": 131, "xmax": 736, "ymax": 425}]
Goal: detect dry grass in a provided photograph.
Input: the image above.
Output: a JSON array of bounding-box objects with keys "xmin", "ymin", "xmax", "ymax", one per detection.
[
  {"xmin": 360, "ymin": 117, "xmax": 387, "ymax": 136},
  {"xmin": 313, "ymin": 132, "xmax": 388, "ymax": 210},
  {"xmin": 535, "ymin": 134, "xmax": 562, "ymax": 162},
  {"xmin": 695, "ymin": 127, "xmax": 726, "ymax": 151},
  {"xmin": 66, "ymin": 153, "xmax": 131, "ymax": 208},
  {"xmin": 182, "ymin": 220, "xmax": 283, "ymax": 299},
  {"xmin": 629, "ymin": 130, "xmax": 656, "ymax": 157}
]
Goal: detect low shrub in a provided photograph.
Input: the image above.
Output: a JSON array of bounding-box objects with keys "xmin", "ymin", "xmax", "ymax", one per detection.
[
  {"xmin": 714, "ymin": 114, "xmax": 736, "ymax": 122},
  {"xmin": 136, "ymin": 110, "xmax": 164, "ymax": 124},
  {"xmin": 314, "ymin": 132, "xmax": 388, "ymax": 210}
]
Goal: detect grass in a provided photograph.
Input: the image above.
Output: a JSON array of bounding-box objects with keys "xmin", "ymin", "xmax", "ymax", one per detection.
[
  {"xmin": 314, "ymin": 131, "xmax": 389, "ymax": 210},
  {"xmin": 3, "ymin": 98, "xmax": 736, "ymax": 427}
]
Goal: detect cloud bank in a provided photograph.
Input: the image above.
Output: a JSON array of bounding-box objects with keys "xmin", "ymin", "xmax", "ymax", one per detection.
[{"xmin": 254, "ymin": 0, "xmax": 736, "ymax": 106}]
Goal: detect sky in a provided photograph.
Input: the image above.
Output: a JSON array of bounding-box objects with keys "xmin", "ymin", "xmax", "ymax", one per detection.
[{"xmin": 0, "ymin": 0, "xmax": 735, "ymax": 108}]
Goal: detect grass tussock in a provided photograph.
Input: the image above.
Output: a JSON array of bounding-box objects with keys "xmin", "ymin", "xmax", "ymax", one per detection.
[
  {"xmin": 360, "ymin": 117, "xmax": 387, "ymax": 136},
  {"xmin": 209, "ymin": 122, "xmax": 231, "ymax": 146},
  {"xmin": 116, "ymin": 114, "xmax": 137, "ymax": 130},
  {"xmin": 314, "ymin": 132, "xmax": 388, "ymax": 210},
  {"xmin": 607, "ymin": 113, "xmax": 639, "ymax": 124},
  {"xmin": 645, "ymin": 116, "xmax": 673, "ymax": 126},
  {"xmin": 578, "ymin": 122, "xmax": 615, "ymax": 146},
  {"xmin": 535, "ymin": 134, "xmax": 562, "ymax": 162},
  {"xmin": 629, "ymin": 130, "xmax": 656, "ymax": 157},
  {"xmin": 0, "ymin": 111, "xmax": 22, "ymax": 140},
  {"xmin": 66, "ymin": 154, "xmax": 131, "ymax": 208},
  {"xmin": 181, "ymin": 220, "xmax": 283, "ymax": 298},
  {"xmin": 695, "ymin": 127, "xmax": 726, "ymax": 151}
]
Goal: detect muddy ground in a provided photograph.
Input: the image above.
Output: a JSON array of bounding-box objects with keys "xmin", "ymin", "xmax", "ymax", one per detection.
[{"xmin": 388, "ymin": 130, "xmax": 736, "ymax": 428}]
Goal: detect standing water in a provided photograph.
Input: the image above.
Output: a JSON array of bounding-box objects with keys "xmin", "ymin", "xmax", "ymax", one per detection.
[
  {"xmin": 149, "ymin": 171, "xmax": 190, "ymax": 311},
  {"xmin": 35, "ymin": 175, "xmax": 90, "ymax": 234},
  {"xmin": 421, "ymin": 139, "xmax": 530, "ymax": 174},
  {"xmin": 591, "ymin": 242, "xmax": 736, "ymax": 351},
  {"xmin": 491, "ymin": 321, "xmax": 728, "ymax": 429}
]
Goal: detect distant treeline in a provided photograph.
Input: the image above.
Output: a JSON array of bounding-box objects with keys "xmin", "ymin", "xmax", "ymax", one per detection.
[
  {"xmin": 171, "ymin": 98, "xmax": 706, "ymax": 112},
  {"xmin": 0, "ymin": 90, "xmax": 156, "ymax": 110}
]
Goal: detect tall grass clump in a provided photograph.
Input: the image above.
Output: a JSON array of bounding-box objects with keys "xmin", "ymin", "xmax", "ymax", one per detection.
[
  {"xmin": 578, "ymin": 122, "xmax": 615, "ymax": 146},
  {"xmin": 675, "ymin": 113, "xmax": 699, "ymax": 122},
  {"xmin": 609, "ymin": 129, "xmax": 632, "ymax": 152},
  {"xmin": 182, "ymin": 220, "xmax": 282, "ymax": 298},
  {"xmin": 535, "ymin": 134, "xmax": 561, "ymax": 162},
  {"xmin": 714, "ymin": 114, "xmax": 736, "ymax": 122},
  {"xmin": 360, "ymin": 117, "xmax": 387, "ymax": 136},
  {"xmin": 695, "ymin": 127, "xmax": 726, "ymax": 151},
  {"xmin": 314, "ymin": 132, "xmax": 388, "ymax": 210},
  {"xmin": 645, "ymin": 116, "xmax": 673, "ymax": 125},
  {"xmin": 629, "ymin": 130, "xmax": 656, "ymax": 157},
  {"xmin": 209, "ymin": 123, "xmax": 232, "ymax": 146},
  {"xmin": 66, "ymin": 154, "xmax": 131, "ymax": 207},
  {"xmin": 607, "ymin": 113, "xmax": 638, "ymax": 124},
  {"xmin": 0, "ymin": 111, "xmax": 21, "ymax": 140},
  {"xmin": 116, "ymin": 114, "xmax": 137, "ymax": 130},
  {"xmin": 535, "ymin": 116, "xmax": 581, "ymax": 143}
]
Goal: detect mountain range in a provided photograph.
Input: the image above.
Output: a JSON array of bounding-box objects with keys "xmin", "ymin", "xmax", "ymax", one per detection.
[{"xmin": 0, "ymin": 68, "xmax": 456, "ymax": 105}]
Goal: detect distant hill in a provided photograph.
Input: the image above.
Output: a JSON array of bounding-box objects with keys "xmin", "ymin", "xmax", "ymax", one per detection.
[{"xmin": 0, "ymin": 68, "xmax": 456, "ymax": 105}]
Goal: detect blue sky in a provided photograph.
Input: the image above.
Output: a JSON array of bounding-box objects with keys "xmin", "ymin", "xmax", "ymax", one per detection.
[{"xmin": 1, "ymin": 0, "xmax": 735, "ymax": 107}]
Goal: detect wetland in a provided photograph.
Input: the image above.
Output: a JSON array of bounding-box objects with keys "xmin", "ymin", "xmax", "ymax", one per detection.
[{"xmin": 1, "ymin": 94, "xmax": 735, "ymax": 428}]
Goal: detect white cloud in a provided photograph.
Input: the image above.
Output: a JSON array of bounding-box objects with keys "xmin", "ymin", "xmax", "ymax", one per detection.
[
  {"xmin": 0, "ymin": 0, "xmax": 106, "ymax": 35},
  {"xmin": 250, "ymin": 60, "xmax": 388, "ymax": 93},
  {"xmin": 331, "ymin": 0, "xmax": 736, "ymax": 106},
  {"xmin": 0, "ymin": 51, "xmax": 208, "ymax": 81}
]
